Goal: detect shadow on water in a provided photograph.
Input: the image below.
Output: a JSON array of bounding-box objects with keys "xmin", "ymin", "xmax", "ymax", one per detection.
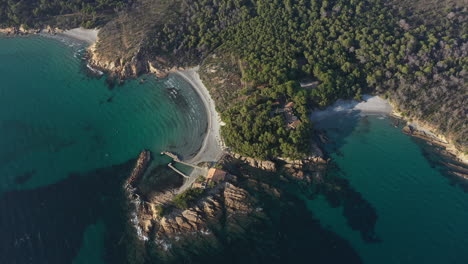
[
  {"xmin": 0, "ymin": 154, "xmax": 368, "ymax": 264},
  {"xmin": 411, "ymin": 137, "xmax": 468, "ymax": 193},
  {"xmin": 0, "ymin": 159, "xmax": 135, "ymax": 264},
  {"xmin": 135, "ymin": 164, "xmax": 184, "ymax": 201},
  {"xmin": 146, "ymin": 164, "xmax": 364, "ymax": 264},
  {"xmin": 0, "ymin": 120, "xmax": 78, "ymax": 166},
  {"xmin": 310, "ymin": 164, "xmax": 380, "ymax": 243},
  {"xmin": 14, "ymin": 169, "xmax": 36, "ymax": 185},
  {"xmin": 166, "ymin": 197, "xmax": 364, "ymax": 264},
  {"xmin": 314, "ymin": 110, "xmax": 366, "ymax": 155},
  {"xmin": 310, "ymin": 110, "xmax": 381, "ymax": 243}
]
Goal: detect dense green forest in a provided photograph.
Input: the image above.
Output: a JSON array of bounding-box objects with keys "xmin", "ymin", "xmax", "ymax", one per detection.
[
  {"xmin": 0, "ymin": 0, "xmax": 131, "ymax": 28},
  {"xmin": 144, "ymin": 0, "xmax": 466, "ymax": 159}
]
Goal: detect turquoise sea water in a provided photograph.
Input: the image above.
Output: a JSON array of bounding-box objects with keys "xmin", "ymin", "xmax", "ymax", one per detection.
[
  {"xmin": 0, "ymin": 35, "xmax": 207, "ymax": 191},
  {"xmin": 309, "ymin": 114, "xmax": 468, "ymax": 264},
  {"xmin": 1, "ymin": 36, "xmax": 467, "ymax": 264},
  {"xmin": 0, "ymin": 36, "xmax": 206, "ymax": 263}
]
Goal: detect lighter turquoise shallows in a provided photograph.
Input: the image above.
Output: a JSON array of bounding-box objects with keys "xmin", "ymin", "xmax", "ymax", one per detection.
[{"xmin": 0, "ymin": 36, "xmax": 206, "ymax": 192}]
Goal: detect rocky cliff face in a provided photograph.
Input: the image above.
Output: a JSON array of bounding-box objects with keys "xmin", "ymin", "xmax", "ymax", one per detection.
[
  {"xmin": 88, "ymin": 43, "xmax": 147, "ymax": 78},
  {"xmin": 87, "ymin": 35, "xmax": 188, "ymax": 79}
]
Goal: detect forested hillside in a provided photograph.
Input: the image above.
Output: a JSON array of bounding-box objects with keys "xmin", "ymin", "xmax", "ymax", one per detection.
[
  {"xmin": 143, "ymin": 0, "xmax": 466, "ymax": 159},
  {"xmin": 0, "ymin": 0, "xmax": 131, "ymax": 28}
]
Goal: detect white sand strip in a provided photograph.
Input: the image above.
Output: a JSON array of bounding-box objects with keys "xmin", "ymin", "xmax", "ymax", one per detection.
[
  {"xmin": 311, "ymin": 95, "xmax": 392, "ymax": 121},
  {"xmin": 175, "ymin": 67, "xmax": 225, "ymax": 193},
  {"xmin": 175, "ymin": 67, "xmax": 224, "ymax": 165},
  {"xmin": 60, "ymin": 28, "xmax": 99, "ymax": 44}
]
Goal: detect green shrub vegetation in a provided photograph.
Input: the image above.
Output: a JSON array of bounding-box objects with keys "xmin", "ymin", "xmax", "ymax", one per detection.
[
  {"xmin": 0, "ymin": 0, "xmax": 131, "ymax": 28},
  {"xmin": 195, "ymin": 175, "xmax": 206, "ymax": 183},
  {"xmin": 155, "ymin": 204, "xmax": 166, "ymax": 217},
  {"xmin": 172, "ymin": 188, "xmax": 205, "ymax": 210}
]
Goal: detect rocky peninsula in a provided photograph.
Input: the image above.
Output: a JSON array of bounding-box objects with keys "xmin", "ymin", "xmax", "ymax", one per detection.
[{"xmin": 122, "ymin": 151, "xmax": 332, "ymax": 259}]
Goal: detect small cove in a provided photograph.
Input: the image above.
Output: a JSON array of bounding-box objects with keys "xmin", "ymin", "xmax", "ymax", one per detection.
[
  {"xmin": 0, "ymin": 35, "xmax": 207, "ymax": 192},
  {"xmin": 308, "ymin": 113, "xmax": 468, "ymax": 264}
]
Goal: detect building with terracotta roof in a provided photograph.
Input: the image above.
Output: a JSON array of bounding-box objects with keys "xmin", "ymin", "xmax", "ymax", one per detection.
[
  {"xmin": 287, "ymin": 120, "xmax": 302, "ymax": 129},
  {"xmin": 285, "ymin": 101, "xmax": 295, "ymax": 109},
  {"xmin": 206, "ymin": 168, "xmax": 227, "ymax": 183}
]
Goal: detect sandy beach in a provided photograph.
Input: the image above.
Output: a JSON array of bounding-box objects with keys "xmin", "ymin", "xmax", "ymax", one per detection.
[
  {"xmin": 175, "ymin": 67, "xmax": 224, "ymax": 165},
  {"xmin": 59, "ymin": 28, "xmax": 99, "ymax": 45},
  {"xmin": 174, "ymin": 67, "xmax": 225, "ymax": 192},
  {"xmin": 310, "ymin": 95, "xmax": 392, "ymax": 122}
]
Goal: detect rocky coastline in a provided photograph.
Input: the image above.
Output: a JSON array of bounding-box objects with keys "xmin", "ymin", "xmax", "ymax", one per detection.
[
  {"xmin": 86, "ymin": 41, "xmax": 188, "ymax": 80},
  {"xmin": 230, "ymin": 150, "xmax": 328, "ymax": 175},
  {"xmin": 123, "ymin": 151, "xmax": 329, "ymax": 255},
  {"xmin": 390, "ymin": 103, "xmax": 467, "ymax": 166},
  {"xmin": 0, "ymin": 26, "xmax": 63, "ymax": 36},
  {"xmin": 126, "ymin": 154, "xmax": 258, "ymax": 249}
]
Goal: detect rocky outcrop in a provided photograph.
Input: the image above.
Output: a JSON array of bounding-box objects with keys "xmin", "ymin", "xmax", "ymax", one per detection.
[
  {"xmin": 279, "ymin": 155, "xmax": 328, "ymax": 166},
  {"xmin": 125, "ymin": 150, "xmax": 151, "ymax": 188},
  {"xmin": 130, "ymin": 179, "xmax": 254, "ymax": 245},
  {"xmin": 155, "ymin": 182, "xmax": 252, "ymax": 237},
  {"xmin": 230, "ymin": 150, "xmax": 328, "ymax": 179},
  {"xmin": 148, "ymin": 60, "xmax": 185, "ymax": 78},
  {"xmin": 397, "ymin": 117, "xmax": 468, "ymax": 165},
  {"xmin": 88, "ymin": 42, "xmax": 188, "ymax": 79},
  {"xmin": 231, "ymin": 153, "xmax": 277, "ymax": 172},
  {"xmin": 390, "ymin": 100, "xmax": 467, "ymax": 165},
  {"xmin": 85, "ymin": 0, "xmax": 188, "ymax": 79},
  {"xmin": 156, "ymin": 195, "xmax": 222, "ymax": 236},
  {"xmin": 88, "ymin": 43, "xmax": 146, "ymax": 78},
  {"xmin": 223, "ymin": 183, "xmax": 252, "ymax": 213},
  {"xmin": 280, "ymin": 154, "xmax": 329, "ymax": 181},
  {"xmin": 0, "ymin": 26, "xmax": 62, "ymax": 35}
]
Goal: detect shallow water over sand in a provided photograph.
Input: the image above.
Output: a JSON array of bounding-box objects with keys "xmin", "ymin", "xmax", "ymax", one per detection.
[{"xmin": 0, "ymin": 36, "xmax": 207, "ymax": 192}]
